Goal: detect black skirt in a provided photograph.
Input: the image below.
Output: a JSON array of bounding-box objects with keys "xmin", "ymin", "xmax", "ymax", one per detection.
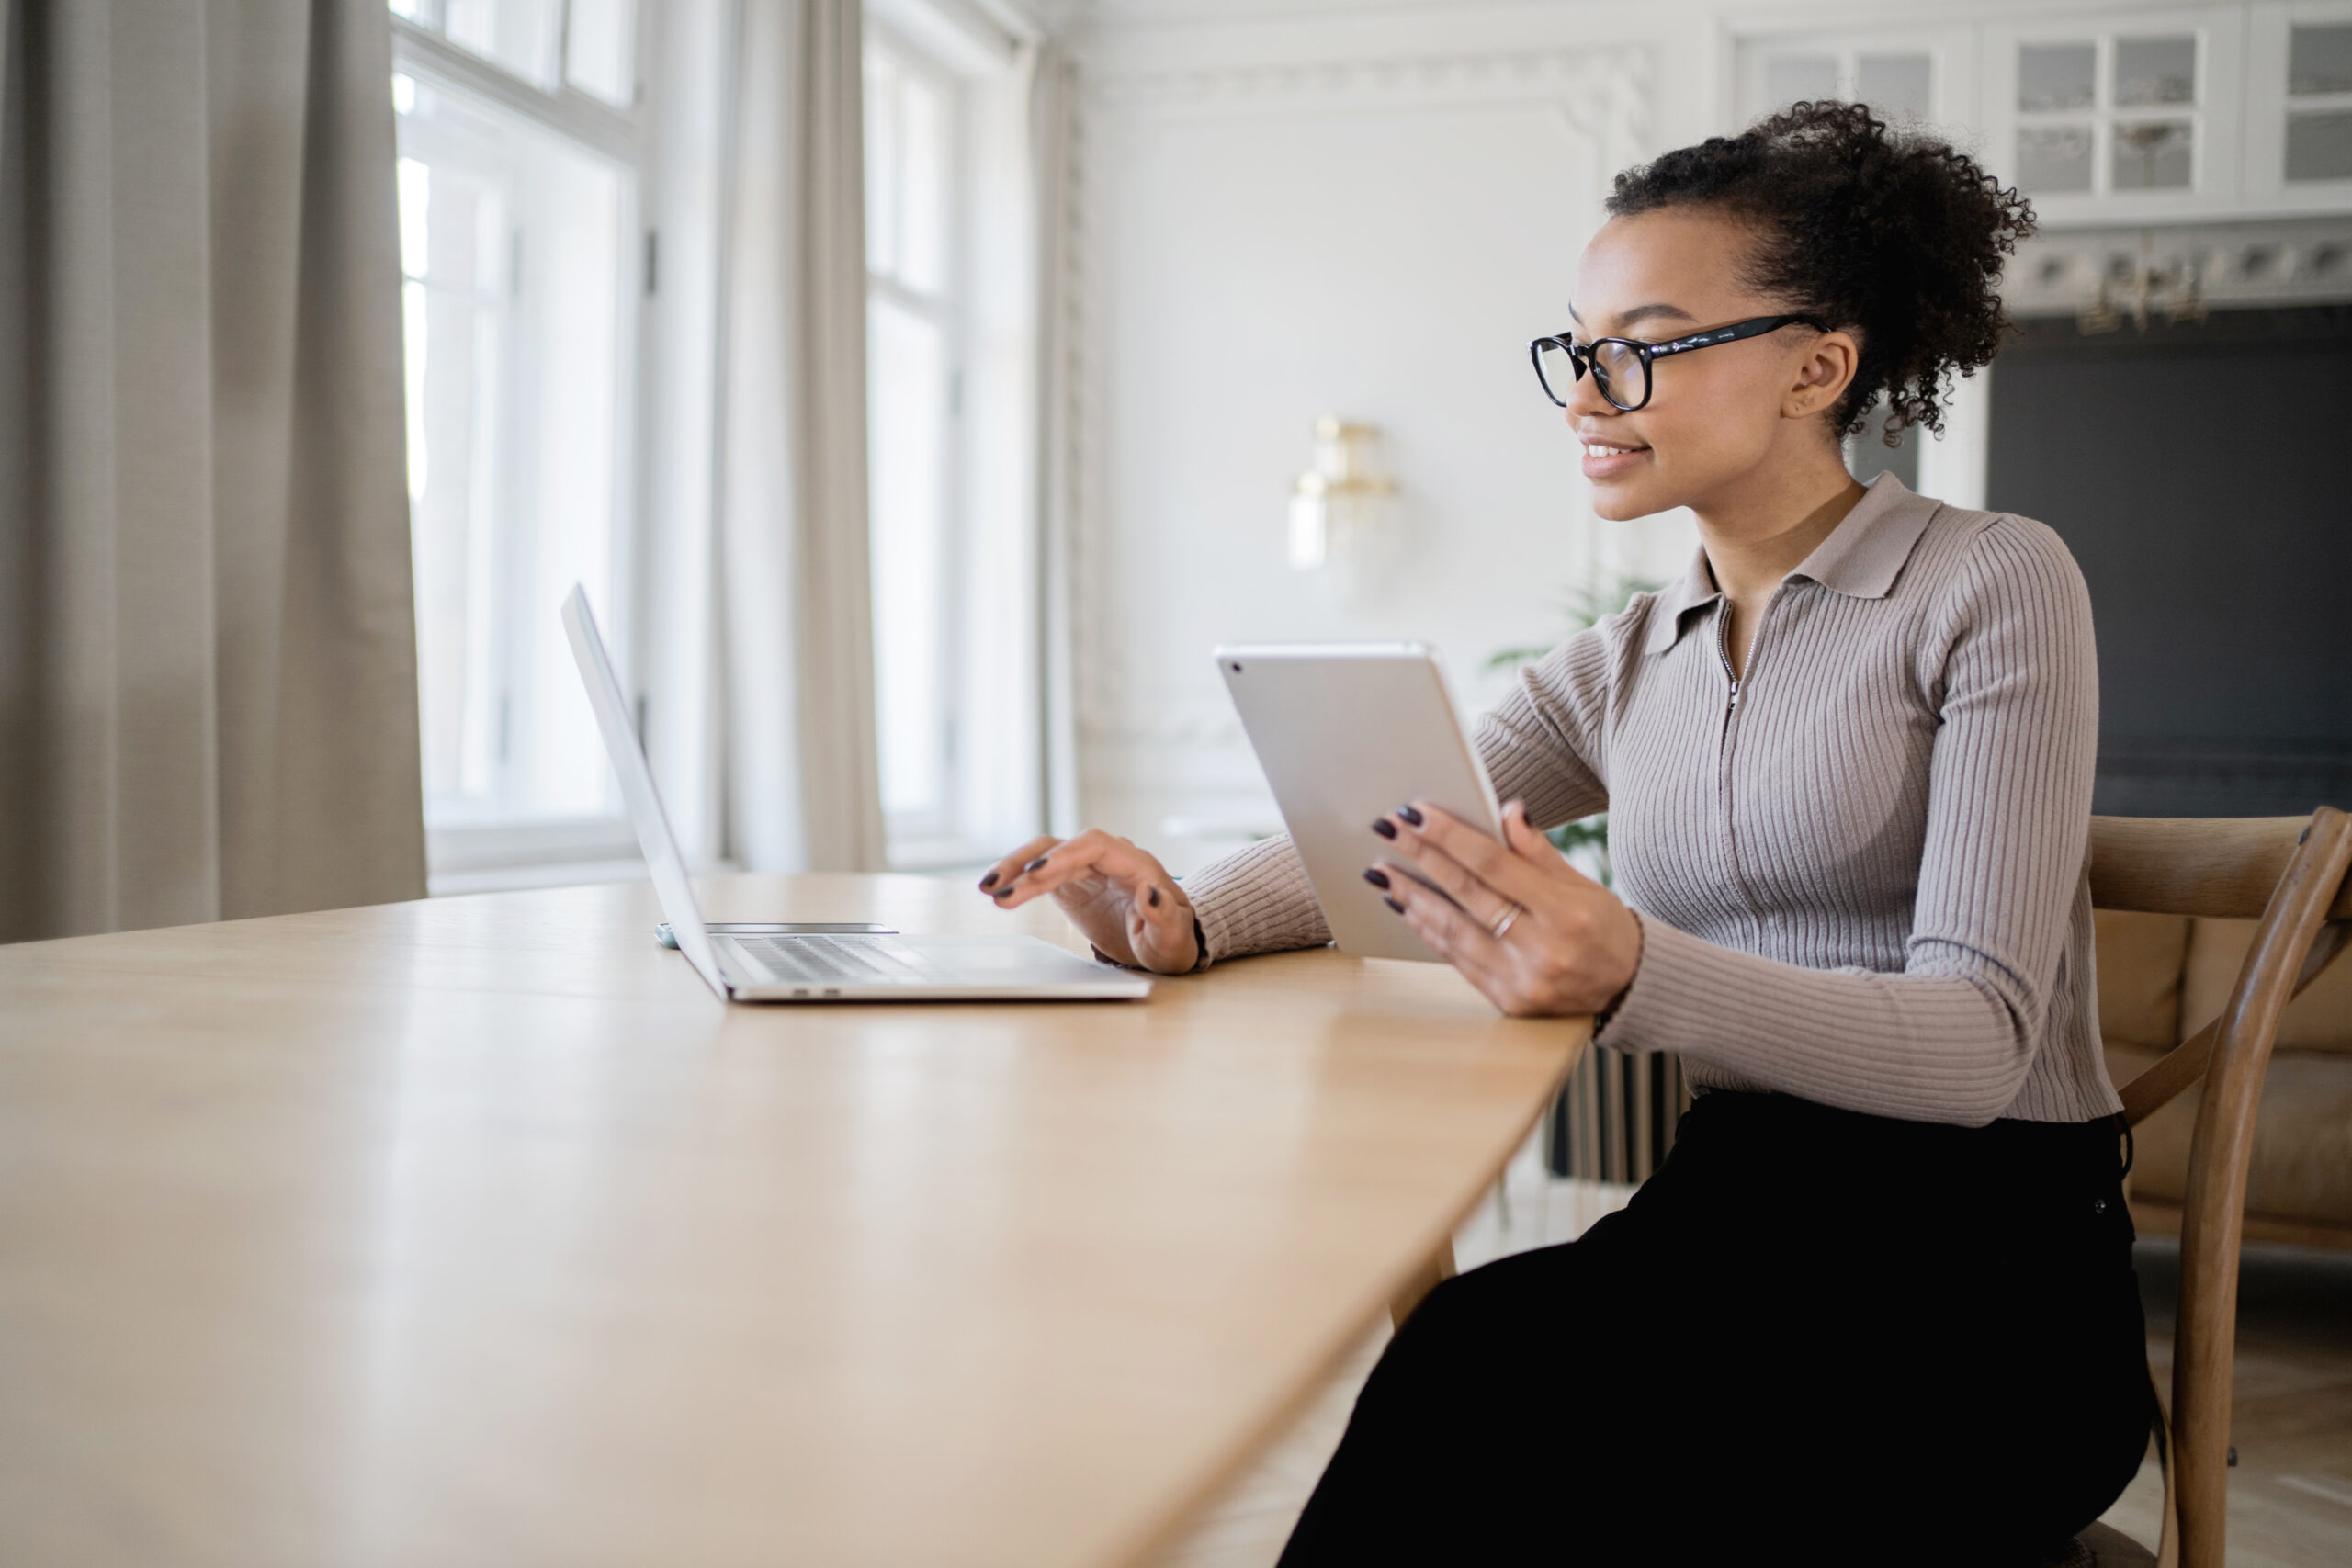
[{"xmin": 1278, "ymin": 1090, "xmax": 2153, "ymax": 1566}]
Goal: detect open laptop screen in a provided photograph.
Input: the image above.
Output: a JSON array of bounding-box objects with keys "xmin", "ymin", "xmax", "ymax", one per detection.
[{"xmin": 560, "ymin": 586, "xmax": 729, "ymax": 998}]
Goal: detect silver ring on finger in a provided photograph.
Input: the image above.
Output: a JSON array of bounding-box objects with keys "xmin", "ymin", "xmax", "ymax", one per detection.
[{"xmin": 1489, "ymin": 900, "xmax": 1525, "ymax": 942}]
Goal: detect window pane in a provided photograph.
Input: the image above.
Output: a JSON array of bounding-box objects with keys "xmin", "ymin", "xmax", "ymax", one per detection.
[
  {"xmin": 2017, "ymin": 124, "xmax": 2094, "ymax": 192},
  {"xmin": 867, "ymin": 297, "xmax": 950, "ymax": 822},
  {"xmin": 443, "ymin": 0, "xmax": 560, "ymax": 90},
  {"xmin": 2287, "ymin": 111, "xmax": 2352, "ymax": 183},
  {"xmin": 396, "ymin": 73, "xmax": 632, "ymax": 824},
  {"xmin": 1858, "ymin": 54, "xmax": 1932, "ymax": 120},
  {"xmin": 2019, "ymin": 44, "xmax": 2097, "ymax": 112},
  {"xmin": 566, "ymin": 0, "xmax": 638, "ymax": 106},
  {"xmin": 2115, "ymin": 36, "xmax": 2196, "ymax": 107},
  {"xmin": 2290, "ymin": 25, "xmax": 2352, "ymax": 96},
  {"xmin": 1764, "ymin": 55, "xmax": 1838, "ymax": 107},
  {"xmin": 865, "ymin": 53, "xmax": 899, "ymax": 276},
  {"xmin": 2113, "ymin": 120, "xmax": 2193, "ymax": 190},
  {"xmin": 898, "ymin": 73, "xmax": 947, "ymax": 295}
]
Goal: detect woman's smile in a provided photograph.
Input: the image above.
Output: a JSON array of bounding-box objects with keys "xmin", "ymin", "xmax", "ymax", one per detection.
[{"xmin": 1578, "ymin": 436, "xmax": 1650, "ymax": 481}]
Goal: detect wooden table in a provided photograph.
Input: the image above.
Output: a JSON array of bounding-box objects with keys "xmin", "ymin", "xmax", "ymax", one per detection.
[{"xmin": 0, "ymin": 874, "xmax": 1587, "ymax": 1568}]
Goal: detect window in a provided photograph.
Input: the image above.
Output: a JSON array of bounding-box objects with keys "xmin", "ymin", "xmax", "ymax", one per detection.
[
  {"xmin": 390, "ymin": 1, "xmax": 648, "ymax": 883},
  {"xmin": 865, "ymin": 30, "xmax": 967, "ymax": 863}
]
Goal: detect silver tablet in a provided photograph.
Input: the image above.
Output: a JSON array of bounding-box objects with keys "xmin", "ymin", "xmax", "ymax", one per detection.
[{"xmin": 1216, "ymin": 642, "xmax": 1500, "ymax": 963}]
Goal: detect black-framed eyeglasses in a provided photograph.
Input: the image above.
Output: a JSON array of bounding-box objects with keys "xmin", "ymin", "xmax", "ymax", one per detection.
[{"xmin": 1527, "ymin": 314, "xmax": 1829, "ymax": 412}]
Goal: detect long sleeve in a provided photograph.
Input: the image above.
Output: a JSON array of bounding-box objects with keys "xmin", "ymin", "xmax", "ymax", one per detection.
[
  {"xmin": 1182, "ymin": 834, "xmax": 1330, "ymax": 965},
  {"xmin": 1475, "ymin": 626, "xmax": 1614, "ymax": 830},
  {"xmin": 1600, "ymin": 519, "xmax": 2102, "ymax": 1125}
]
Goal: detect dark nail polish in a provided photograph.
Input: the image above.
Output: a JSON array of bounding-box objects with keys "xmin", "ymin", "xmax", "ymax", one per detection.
[
  {"xmin": 1024, "ymin": 856, "xmax": 1049, "ymax": 872},
  {"xmin": 978, "ymin": 871, "xmax": 1000, "ymax": 891},
  {"xmin": 1363, "ymin": 867, "xmax": 1391, "ymax": 890},
  {"xmin": 1396, "ymin": 804, "xmax": 1424, "ymax": 827},
  {"xmin": 1372, "ymin": 818, "xmax": 1398, "ymax": 840},
  {"xmin": 992, "ymin": 886, "xmax": 1013, "ymax": 899},
  {"xmin": 1148, "ymin": 886, "xmax": 1162, "ymax": 907},
  {"xmin": 1383, "ymin": 896, "xmax": 1406, "ymax": 914}
]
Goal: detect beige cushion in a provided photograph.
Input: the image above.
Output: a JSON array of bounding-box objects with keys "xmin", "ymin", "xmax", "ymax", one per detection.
[
  {"xmin": 2180, "ymin": 917, "xmax": 2352, "ymax": 1055},
  {"xmin": 2095, "ymin": 911, "xmax": 2189, "ymax": 1051},
  {"xmin": 2022, "ymin": 1520, "xmax": 2157, "ymax": 1567},
  {"xmin": 2106, "ymin": 1043, "xmax": 2352, "ymax": 1225},
  {"xmin": 2074, "ymin": 1519, "xmax": 2157, "ymax": 1566}
]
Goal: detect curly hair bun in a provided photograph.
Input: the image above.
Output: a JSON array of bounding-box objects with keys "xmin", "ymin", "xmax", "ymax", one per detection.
[{"xmin": 1605, "ymin": 100, "xmax": 2035, "ymax": 441}]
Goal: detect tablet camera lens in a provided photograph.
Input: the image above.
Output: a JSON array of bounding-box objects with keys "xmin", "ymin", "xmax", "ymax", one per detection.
[{"xmin": 1230, "ymin": 661, "xmax": 1243, "ymax": 672}]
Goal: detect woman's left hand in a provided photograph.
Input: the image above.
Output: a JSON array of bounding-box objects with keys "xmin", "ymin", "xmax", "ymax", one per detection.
[{"xmin": 1369, "ymin": 799, "xmax": 1643, "ymax": 1019}]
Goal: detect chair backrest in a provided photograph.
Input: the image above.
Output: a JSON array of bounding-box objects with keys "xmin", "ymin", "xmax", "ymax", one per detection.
[{"xmin": 2086, "ymin": 807, "xmax": 2352, "ymax": 1568}]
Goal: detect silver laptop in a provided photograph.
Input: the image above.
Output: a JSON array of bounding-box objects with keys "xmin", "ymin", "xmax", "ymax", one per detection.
[{"xmin": 562, "ymin": 587, "xmax": 1150, "ymax": 1003}]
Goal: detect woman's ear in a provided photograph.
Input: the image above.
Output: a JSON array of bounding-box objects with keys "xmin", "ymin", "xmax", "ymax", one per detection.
[{"xmin": 1782, "ymin": 328, "xmax": 1860, "ymax": 422}]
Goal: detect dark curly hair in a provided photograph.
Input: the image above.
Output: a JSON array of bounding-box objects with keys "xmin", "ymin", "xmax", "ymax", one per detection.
[{"xmin": 1604, "ymin": 101, "xmax": 2034, "ymax": 442}]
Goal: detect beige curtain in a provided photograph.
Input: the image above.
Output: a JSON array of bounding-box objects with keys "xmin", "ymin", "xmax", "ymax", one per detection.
[
  {"xmin": 717, "ymin": 0, "xmax": 887, "ymax": 874},
  {"xmin": 0, "ymin": 0, "xmax": 425, "ymax": 942}
]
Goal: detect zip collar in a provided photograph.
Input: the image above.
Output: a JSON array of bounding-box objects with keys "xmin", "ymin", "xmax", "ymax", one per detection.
[{"xmin": 1642, "ymin": 473, "xmax": 1944, "ymax": 656}]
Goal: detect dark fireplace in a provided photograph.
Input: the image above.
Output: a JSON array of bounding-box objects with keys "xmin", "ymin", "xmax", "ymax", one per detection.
[{"xmin": 1986, "ymin": 305, "xmax": 2352, "ymax": 818}]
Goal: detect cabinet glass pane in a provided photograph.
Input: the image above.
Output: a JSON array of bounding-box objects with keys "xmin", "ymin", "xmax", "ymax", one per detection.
[
  {"xmin": 2020, "ymin": 44, "xmax": 2097, "ymax": 112},
  {"xmin": 1858, "ymin": 54, "xmax": 1932, "ymax": 119},
  {"xmin": 2018, "ymin": 124, "xmax": 2095, "ymax": 192},
  {"xmin": 2113, "ymin": 120, "xmax": 2193, "ymax": 189},
  {"xmin": 2115, "ymin": 36, "xmax": 2197, "ymax": 107},
  {"xmin": 2286, "ymin": 112, "xmax": 2352, "ymax": 182},
  {"xmin": 1765, "ymin": 55, "xmax": 1838, "ymax": 107},
  {"xmin": 2290, "ymin": 25, "xmax": 2352, "ymax": 96}
]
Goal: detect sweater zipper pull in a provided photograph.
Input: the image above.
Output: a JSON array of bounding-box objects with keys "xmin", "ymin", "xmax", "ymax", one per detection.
[{"xmin": 1726, "ymin": 678, "xmax": 1741, "ymax": 713}]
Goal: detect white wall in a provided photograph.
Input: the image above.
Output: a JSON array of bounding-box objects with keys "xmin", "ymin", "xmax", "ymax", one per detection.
[{"xmin": 1067, "ymin": 4, "xmax": 1698, "ymax": 868}]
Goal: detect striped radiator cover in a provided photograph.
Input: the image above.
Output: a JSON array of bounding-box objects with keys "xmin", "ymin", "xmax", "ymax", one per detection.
[{"xmin": 1545, "ymin": 1047, "xmax": 1690, "ymax": 1185}]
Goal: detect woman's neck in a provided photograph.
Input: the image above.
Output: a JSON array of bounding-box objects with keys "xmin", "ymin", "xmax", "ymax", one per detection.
[{"xmin": 1692, "ymin": 453, "xmax": 1869, "ymax": 607}]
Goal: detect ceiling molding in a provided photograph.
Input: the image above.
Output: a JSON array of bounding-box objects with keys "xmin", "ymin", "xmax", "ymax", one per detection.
[
  {"xmin": 1088, "ymin": 46, "xmax": 1651, "ymax": 170},
  {"xmin": 2007, "ymin": 216, "xmax": 2352, "ymax": 317}
]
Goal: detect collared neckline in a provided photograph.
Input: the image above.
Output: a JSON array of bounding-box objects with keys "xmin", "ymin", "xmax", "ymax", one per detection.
[{"xmin": 1641, "ymin": 473, "xmax": 1943, "ymax": 655}]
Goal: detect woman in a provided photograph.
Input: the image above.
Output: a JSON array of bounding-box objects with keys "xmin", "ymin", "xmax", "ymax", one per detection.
[{"xmin": 978, "ymin": 104, "xmax": 2149, "ymax": 1562}]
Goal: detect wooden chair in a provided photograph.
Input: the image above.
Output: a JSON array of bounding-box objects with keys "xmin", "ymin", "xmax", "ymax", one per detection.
[
  {"xmin": 2065, "ymin": 807, "xmax": 2352, "ymax": 1567},
  {"xmin": 1388, "ymin": 807, "xmax": 2352, "ymax": 1568}
]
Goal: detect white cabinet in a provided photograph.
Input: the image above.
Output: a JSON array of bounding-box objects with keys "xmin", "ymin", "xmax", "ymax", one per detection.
[
  {"xmin": 1733, "ymin": 3, "xmax": 2352, "ymax": 229},
  {"xmin": 1982, "ymin": 7, "xmax": 2248, "ymax": 223},
  {"xmin": 1732, "ymin": 27, "xmax": 1975, "ymax": 130},
  {"xmin": 2245, "ymin": 2, "xmax": 2352, "ymax": 209}
]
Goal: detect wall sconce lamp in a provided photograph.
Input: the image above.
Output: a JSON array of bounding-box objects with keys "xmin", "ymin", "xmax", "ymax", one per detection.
[{"xmin": 1288, "ymin": 417, "xmax": 1396, "ymax": 570}]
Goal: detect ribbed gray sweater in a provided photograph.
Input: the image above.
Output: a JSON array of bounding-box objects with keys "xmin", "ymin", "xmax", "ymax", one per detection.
[{"xmin": 1184, "ymin": 475, "xmax": 2122, "ymax": 1126}]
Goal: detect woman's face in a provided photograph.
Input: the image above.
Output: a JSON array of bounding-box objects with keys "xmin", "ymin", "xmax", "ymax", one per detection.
[{"xmin": 1564, "ymin": 208, "xmax": 1858, "ymax": 522}]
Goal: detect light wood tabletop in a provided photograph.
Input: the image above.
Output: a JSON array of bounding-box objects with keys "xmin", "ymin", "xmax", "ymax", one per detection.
[{"xmin": 0, "ymin": 874, "xmax": 1588, "ymax": 1568}]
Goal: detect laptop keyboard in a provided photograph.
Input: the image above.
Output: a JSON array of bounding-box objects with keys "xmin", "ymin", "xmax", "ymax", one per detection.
[{"xmin": 734, "ymin": 933, "xmax": 928, "ymax": 986}]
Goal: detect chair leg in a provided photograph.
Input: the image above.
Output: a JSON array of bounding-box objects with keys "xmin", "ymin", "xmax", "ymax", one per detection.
[
  {"xmin": 2150, "ymin": 1370, "xmax": 2180, "ymax": 1568},
  {"xmin": 1389, "ymin": 1240, "xmax": 1456, "ymax": 1328}
]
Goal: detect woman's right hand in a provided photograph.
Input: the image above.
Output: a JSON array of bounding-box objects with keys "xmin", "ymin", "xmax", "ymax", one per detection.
[{"xmin": 978, "ymin": 830, "xmax": 1200, "ymax": 975}]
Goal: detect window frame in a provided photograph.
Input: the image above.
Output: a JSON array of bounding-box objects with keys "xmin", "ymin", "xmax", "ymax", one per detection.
[
  {"xmin": 864, "ymin": 17, "xmax": 983, "ymax": 869},
  {"xmin": 390, "ymin": 2, "xmax": 660, "ymax": 889}
]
